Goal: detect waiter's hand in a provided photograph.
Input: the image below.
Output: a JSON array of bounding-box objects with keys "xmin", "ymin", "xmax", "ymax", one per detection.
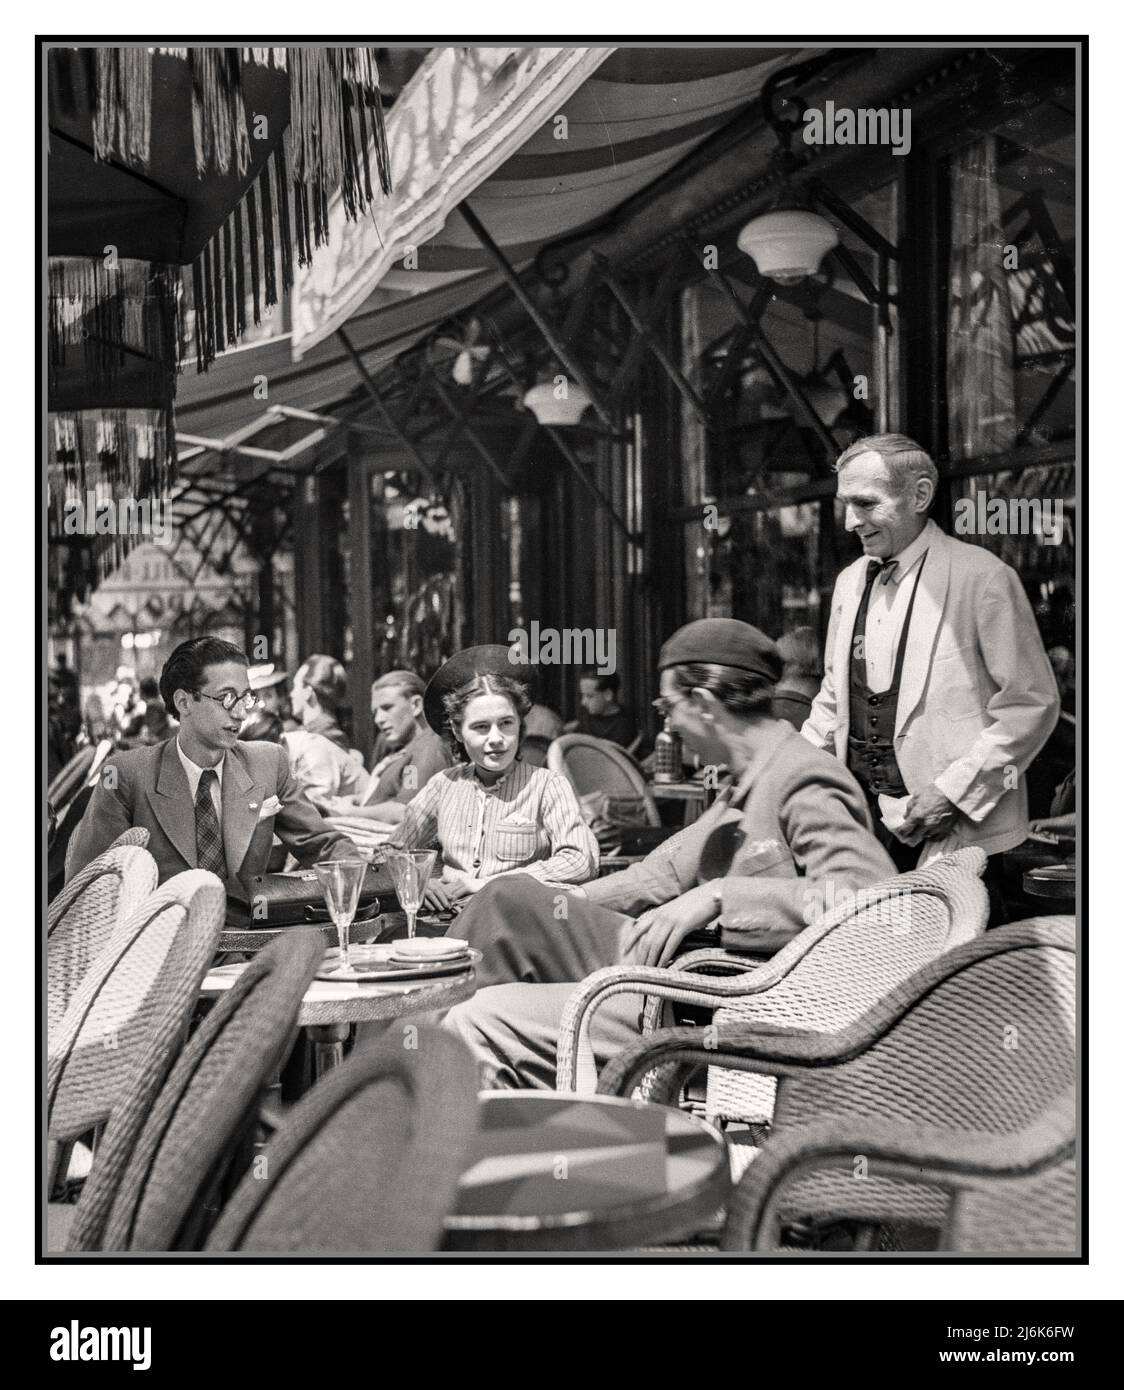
[
  {"xmin": 620, "ymin": 884, "xmax": 718, "ymax": 968},
  {"xmin": 899, "ymin": 783, "xmax": 959, "ymax": 842}
]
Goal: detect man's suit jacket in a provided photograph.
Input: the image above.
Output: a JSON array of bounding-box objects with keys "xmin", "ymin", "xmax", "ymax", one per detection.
[
  {"xmin": 586, "ymin": 723, "xmax": 895, "ymax": 950},
  {"xmin": 802, "ymin": 521, "xmax": 1060, "ymax": 862},
  {"xmin": 66, "ymin": 737, "xmax": 360, "ymax": 890}
]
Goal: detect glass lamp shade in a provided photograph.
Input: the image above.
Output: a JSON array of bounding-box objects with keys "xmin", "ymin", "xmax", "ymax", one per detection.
[
  {"xmin": 522, "ymin": 381, "xmax": 592, "ymax": 426},
  {"xmin": 736, "ymin": 209, "xmax": 839, "ymax": 284}
]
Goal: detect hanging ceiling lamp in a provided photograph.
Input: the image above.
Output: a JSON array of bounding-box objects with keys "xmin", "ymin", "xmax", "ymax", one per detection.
[
  {"xmin": 522, "ymin": 379, "xmax": 592, "ymax": 427},
  {"xmin": 736, "ymin": 206, "xmax": 839, "ymax": 286},
  {"xmin": 737, "ymin": 56, "xmax": 841, "ymax": 286}
]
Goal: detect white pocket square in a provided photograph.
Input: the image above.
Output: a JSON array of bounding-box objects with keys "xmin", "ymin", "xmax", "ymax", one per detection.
[{"xmin": 256, "ymin": 795, "xmax": 282, "ymax": 820}]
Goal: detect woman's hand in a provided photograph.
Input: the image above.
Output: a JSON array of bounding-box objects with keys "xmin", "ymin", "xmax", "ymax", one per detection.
[{"xmin": 422, "ymin": 879, "xmax": 457, "ymax": 911}]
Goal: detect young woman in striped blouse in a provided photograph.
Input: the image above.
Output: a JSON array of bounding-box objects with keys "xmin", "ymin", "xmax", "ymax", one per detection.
[{"xmin": 387, "ymin": 656, "xmax": 598, "ymax": 909}]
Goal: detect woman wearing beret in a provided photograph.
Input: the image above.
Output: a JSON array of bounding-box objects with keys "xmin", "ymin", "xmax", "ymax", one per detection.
[{"xmin": 387, "ymin": 646, "xmax": 598, "ymax": 907}]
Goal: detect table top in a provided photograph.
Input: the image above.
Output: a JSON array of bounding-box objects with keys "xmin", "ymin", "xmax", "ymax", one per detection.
[
  {"xmin": 649, "ymin": 779, "xmax": 708, "ymax": 800},
  {"xmin": 1023, "ymin": 863, "xmax": 1077, "ymax": 900},
  {"xmin": 443, "ymin": 1092, "xmax": 730, "ymax": 1252},
  {"xmin": 201, "ymin": 956, "xmax": 477, "ymax": 1025}
]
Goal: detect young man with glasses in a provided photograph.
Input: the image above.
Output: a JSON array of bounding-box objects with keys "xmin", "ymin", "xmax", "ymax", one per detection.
[{"xmin": 66, "ymin": 637, "xmax": 360, "ymax": 889}]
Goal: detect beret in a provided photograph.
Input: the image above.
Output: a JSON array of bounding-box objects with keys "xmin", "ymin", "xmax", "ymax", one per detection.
[
  {"xmin": 423, "ymin": 644, "xmax": 531, "ymax": 736},
  {"xmin": 658, "ymin": 619, "xmax": 782, "ymax": 684}
]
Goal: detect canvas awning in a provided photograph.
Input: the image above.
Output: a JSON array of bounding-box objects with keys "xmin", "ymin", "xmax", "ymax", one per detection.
[
  {"xmin": 290, "ymin": 45, "xmax": 803, "ymax": 360},
  {"xmin": 176, "ymin": 46, "xmax": 804, "ymax": 456}
]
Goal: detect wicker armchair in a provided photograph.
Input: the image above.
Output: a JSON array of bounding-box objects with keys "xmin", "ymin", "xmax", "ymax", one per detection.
[
  {"xmin": 47, "ymin": 832, "xmax": 156, "ymax": 1040},
  {"xmin": 92, "ymin": 930, "xmax": 326, "ymax": 1252},
  {"xmin": 722, "ymin": 1089, "xmax": 1076, "ymax": 1254},
  {"xmin": 46, "ymin": 869, "xmax": 226, "ymax": 1239},
  {"xmin": 206, "ymin": 1026, "xmax": 479, "ymax": 1254},
  {"xmin": 547, "ymin": 734, "xmax": 662, "ymax": 827},
  {"xmin": 555, "ymin": 847, "xmax": 989, "ymax": 1109},
  {"xmin": 598, "ymin": 918, "xmax": 1075, "ymax": 1251}
]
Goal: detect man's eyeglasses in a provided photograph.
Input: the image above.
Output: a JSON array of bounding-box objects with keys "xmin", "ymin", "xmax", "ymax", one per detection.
[
  {"xmin": 194, "ymin": 688, "xmax": 259, "ymax": 713},
  {"xmin": 652, "ymin": 694, "xmax": 687, "ymax": 719}
]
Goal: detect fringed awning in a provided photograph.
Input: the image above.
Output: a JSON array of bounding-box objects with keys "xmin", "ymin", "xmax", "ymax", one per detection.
[
  {"xmin": 76, "ymin": 46, "xmax": 393, "ymax": 370},
  {"xmin": 47, "ymin": 408, "xmax": 177, "ymax": 619},
  {"xmin": 48, "ymin": 256, "xmax": 184, "ymax": 413},
  {"xmin": 48, "ymin": 45, "xmax": 395, "ymax": 615}
]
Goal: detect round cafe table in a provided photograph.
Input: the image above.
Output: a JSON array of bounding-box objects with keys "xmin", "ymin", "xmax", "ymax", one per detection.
[
  {"xmin": 200, "ymin": 952, "xmax": 477, "ymax": 1080},
  {"xmin": 443, "ymin": 1092, "xmax": 730, "ymax": 1252}
]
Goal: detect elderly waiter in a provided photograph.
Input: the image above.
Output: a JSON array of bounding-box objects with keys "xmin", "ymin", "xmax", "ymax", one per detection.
[{"xmin": 802, "ymin": 433, "xmax": 1059, "ymax": 875}]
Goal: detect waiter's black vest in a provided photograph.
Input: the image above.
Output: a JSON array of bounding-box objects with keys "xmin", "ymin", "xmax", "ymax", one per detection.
[{"xmin": 847, "ymin": 553, "xmax": 927, "ymax": 796}]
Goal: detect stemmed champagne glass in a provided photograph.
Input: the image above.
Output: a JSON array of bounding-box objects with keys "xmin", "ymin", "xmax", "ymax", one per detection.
[
  {"xmin": 384, "ymin": 850, "xmax": 438, "ymax": 939},
  {"xmin": 313, "ymin": 858, "xmax": 369, "ymax": 970}
]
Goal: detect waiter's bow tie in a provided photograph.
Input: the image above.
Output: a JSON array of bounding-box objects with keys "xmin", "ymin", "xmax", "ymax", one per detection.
[{"xmin": 868, "ymin": 558, "xmax": 899, "ymax": 586}]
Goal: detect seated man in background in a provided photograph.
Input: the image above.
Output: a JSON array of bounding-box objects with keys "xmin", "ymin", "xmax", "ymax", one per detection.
[
  {"xmin": 239, "ymin": 705, "xmax": 368, "ymax": 816},
  {"xmin": 443, "ymin": 619, "xmax": 895, "ymax": 1090},
  {"xmin": 67, "ymin": 637, "xmax": 360, "ymax": 889},
  {"xmin": 564, "ymin": 669, "xmax": 637, "ymax": 750},
  {"xmin": 771, "ymin": 626, "xmax": 823, "ymax": 731},
  {"xmin": 328, "ymin": 670, "xmax": 452, "ymax": 825},
  {"xmin": 291, "ymin": 654, "xmax": 352, "ymax": 752}
]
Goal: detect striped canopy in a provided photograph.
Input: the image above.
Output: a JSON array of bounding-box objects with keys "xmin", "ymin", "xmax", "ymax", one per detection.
[{"xmin": 177, "ymin": 45, "xmax": 805, "ymax": 445}]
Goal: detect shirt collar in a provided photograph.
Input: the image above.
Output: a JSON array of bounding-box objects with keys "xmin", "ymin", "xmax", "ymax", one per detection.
[
  {"xmin": 884, "ymin": 519, "xmax": 934, "ymax": 584},
  {"xmin": 176, "ymin": 737, "xmax": 224, "ymax": 786},
  {"xmin": 471, "ymin": 759, "xmax": 520, "ymax": 791}
]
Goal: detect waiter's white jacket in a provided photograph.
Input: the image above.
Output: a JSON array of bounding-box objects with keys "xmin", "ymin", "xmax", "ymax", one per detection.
[{"xmin": 802, "ymin": 520, "xmax": 1060, "ymax": 863}]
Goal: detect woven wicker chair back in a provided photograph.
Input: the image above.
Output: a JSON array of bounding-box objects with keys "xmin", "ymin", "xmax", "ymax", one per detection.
[
  {"xmin": 548, "ymin": 735, "xmax": 661, "ymax": 826},
  {"xmin": 100, "ymin": 929, "xmax": 325, "ymax": 1252},
  {"xmin": 950, "ymin": 1157, "xmax": 1076, "ymax": 1253},
  {"xmin": 706, "ymin": 848, "xmax": 990, "ymax": 1124},
  {"xmin": 49, "ymin": 827, "xmax": 151, "ymax": 928},
  {"xmin": 767, "ymin": 919, "xmax": 1075, "ymax": 1231},
  {"xmin": 48, "ymin": 840, "xmax": 158, "ymax": 1039},
  {"xmin": 47, "ymin": 871, "xmax": 226, "ymax": 1145},
  {"xmin": 206, "ymin": 1026, "xmax": 479, "ymax": 1254}
]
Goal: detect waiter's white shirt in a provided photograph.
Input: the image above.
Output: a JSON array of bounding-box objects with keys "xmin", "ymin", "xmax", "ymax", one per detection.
[
  {"xmin": 177, "ymin": 738, "xmax": 224, "ymax": 818},
  {"xmin": 862, "ymin": 521, "xmax": 934, "ymax": 692}
]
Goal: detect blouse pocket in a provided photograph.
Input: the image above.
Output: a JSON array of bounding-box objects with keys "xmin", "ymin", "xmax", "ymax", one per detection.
[{"xmin": 493, "ymin": 823, "xmax": 541, "ymax": 863}]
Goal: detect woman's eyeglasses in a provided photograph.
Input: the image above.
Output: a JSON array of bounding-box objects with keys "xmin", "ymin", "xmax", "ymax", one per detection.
[{"xmin": 194, "ymin": 688, "xmax": 259, "ymax": 713}]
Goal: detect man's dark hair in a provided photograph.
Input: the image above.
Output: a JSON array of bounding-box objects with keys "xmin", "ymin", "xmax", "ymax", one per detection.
[
  {"xmin": 578, "ymin": 669, "xmax": 620, "ymax": 696},
  {"xmin": 775, "ymin": 626, "xmax": 823, "ymax": 682},
  {"xmin": 668, "ymin": 662, "xmax": 775, "ymax": 719},
  {"xmin": 299, "ymin": 654, "xmax": 348, "ymax": 714},
  {"xmin": 159, "ymin": 637, "xmax": 248, "ymax": 712},
  {"xmin": 238, "ymin": 709, "xmax": 283, "ymax": 743}
]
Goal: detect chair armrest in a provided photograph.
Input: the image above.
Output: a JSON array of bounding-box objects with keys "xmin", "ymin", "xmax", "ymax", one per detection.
[
  {"xmin": 594, "ymin": 1007, "xmax": 890, "ymax": 1102},
  {"xmin": 639, "ymin": 948, "xmax": 770, "ymax": 1035},
  {"xmin": 554, "ymin": 958, "xmax": 765, "ymax": 1091},
  {"xmin": 722, "ymin": 1105, "xmax": 1075, "ymax": 1250}
]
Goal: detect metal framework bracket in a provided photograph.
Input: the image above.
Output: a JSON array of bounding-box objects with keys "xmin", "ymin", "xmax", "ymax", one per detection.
[{"xmin": 594, "ymin": 253, "xmax": 711, "ymax": 429}]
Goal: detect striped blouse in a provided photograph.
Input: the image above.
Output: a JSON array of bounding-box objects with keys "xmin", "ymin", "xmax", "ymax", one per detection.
[{"xmin": 387, "ymin": 759, "xmax": 598, "ymax": 885}]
